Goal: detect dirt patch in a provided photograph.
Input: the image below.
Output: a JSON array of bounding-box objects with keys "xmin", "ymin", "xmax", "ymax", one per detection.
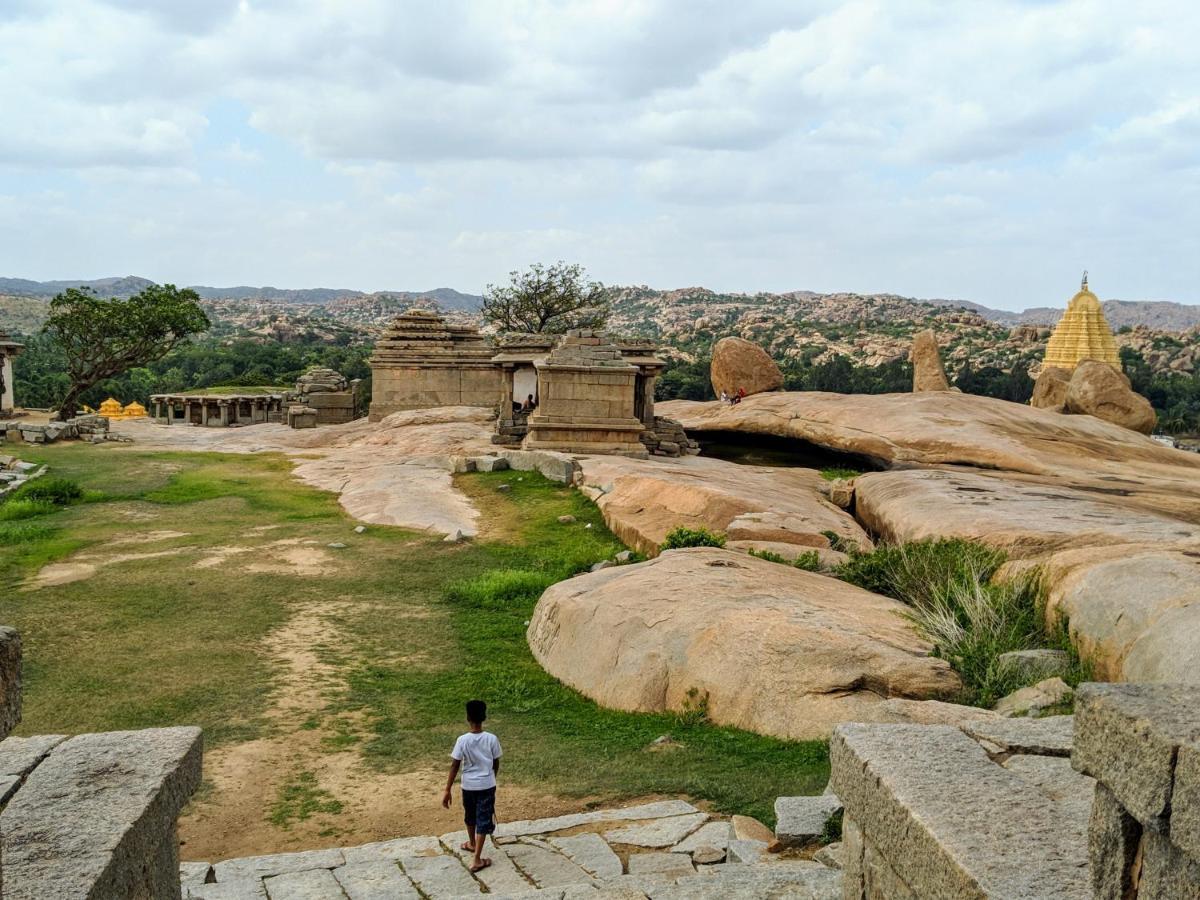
[
  {"xmin": 106, "ymin": 530, "xmax": 190, "ymax": 545},
  {"xmin": 24, "ymin": 562, "xmax": 98, "ymax": 589},
  {"xmin": 244, "ymin": 545, "xmax": 336, "ymax": 578}
]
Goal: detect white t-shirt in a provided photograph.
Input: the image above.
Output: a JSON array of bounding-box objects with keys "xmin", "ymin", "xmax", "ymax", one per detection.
[{"xmin": 451, "ymin": 731, "xmax": 503, "ymax": 790}]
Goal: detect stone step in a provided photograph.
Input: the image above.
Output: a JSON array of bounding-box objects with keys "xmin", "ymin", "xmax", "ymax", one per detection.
[{"xmin": 332, "ymin": 861, "xmax": 420, "ymax": 900}]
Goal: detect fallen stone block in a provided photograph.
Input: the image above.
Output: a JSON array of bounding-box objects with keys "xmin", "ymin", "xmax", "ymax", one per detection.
[
  {"xmin": 994, "ymin": 676, "xmax": 1073, "ymax": 717},
  {"xmin": 773, "ymin": 795, "xmax": 843, "ymax": 848}
]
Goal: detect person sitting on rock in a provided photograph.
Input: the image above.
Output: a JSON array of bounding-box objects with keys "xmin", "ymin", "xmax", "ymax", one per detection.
[
  {"xmin": 442, "ymin": 699, "xmax": 503, "ymax": 873},
  {"xmin": 720, "ymin": 390, "xmax": 730, "ymax": 404},
  {"xmin": 522, "ymin": 394, "xmax": 537, "ymax": 412}
]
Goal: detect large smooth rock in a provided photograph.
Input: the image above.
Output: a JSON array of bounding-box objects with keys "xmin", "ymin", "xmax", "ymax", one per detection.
[
  {"xmin": 1010, "ymin": 543, "xmax": 1200, "ymax": 682},
  {"xmin": 1030, "ymin": 365, "xmax": 1072, "ymax": 412},
  {"xmin": 659, "ymin": 391, "xmax": 1200, "ymax": 524},
  {"xmin": 911, "ymin": 329, "xmax": 950, "ymax": 392},
  {"xmin": 527, "ymin": 548, "xmax": 960, "ymax": 740},
  {"xmin": 854, "ymin": 468, "xmax": 1200, "ymax": 556},
  {"xmin": 1065, "ymin": 359, "xmax": 1157, "ymax": 434},
  {"xmin": 710, "ymin": 336, "xmax": 783, "ymax": 398},
  {"xmin": 578, "ymin": 454, "xmax": 870, "ymax": 556}
]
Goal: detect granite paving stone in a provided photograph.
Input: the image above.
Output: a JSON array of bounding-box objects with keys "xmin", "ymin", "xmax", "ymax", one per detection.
[
  {"xmin": 263, "ymin": 867, "xmax": 346, "ymax": 899},
  {"xmin": 215, "ymin": 848, "xmax": 346, "ymax": 882},
  {"xmin": 0, "ymin": 734, "xmax": 67, "ymax": 776},
  {"xmin": 180, "ymin": 860, "xmax": 214, "ymax": 888},
  {"xmin": 507, "ymin": 839, "xmax": 597, "ymax": 888},
  {"xmin": 774, "ymin": 795, "xmax": 843, "ymax": 848},
  {"xmin": 669, "ymin": 822, "xmax": 729, "ymax": 854},
  {"xmin": 547, "ymin": 832, "xmax": 624, "ymax": 879},
  {"xmin": 331, "ymin": 861, "xmax": 419, "ymax": 900},
  {"xmin": 400, "ymin": 853, "xmax": 482, "ymax": 898},
  {"xmin": 341, "ymin": 835, "xmax": 441, "ymax": 865},
  {"xmin": 445, "ymin": 837, "xmax": 536, "ymax": 895},
  {"xmin": 188, "ymin": 880, "xmax": 270, "ymax": 900},
  {"xmin": 498, "ymin": 801, "xmax": 698, "ymax": 838},
  {"xmin": 624, "ymin": 853, "xmax": 695, "ymax": 878},
  {"xmin": 605, "ymin": 813, "xmax": 707, "ymax": 848}
]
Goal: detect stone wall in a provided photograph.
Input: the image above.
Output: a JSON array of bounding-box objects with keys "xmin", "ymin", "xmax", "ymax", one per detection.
[
  {"xmin": 370, "ymin": 364, "xmax": 501, "ymax": 420},
  {"xmin": 1072, "ymin": 683, "xmax": 1200, "ymax": 898}
]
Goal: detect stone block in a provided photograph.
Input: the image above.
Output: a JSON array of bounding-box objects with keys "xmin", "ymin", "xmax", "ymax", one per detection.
[
  {"xmin": 841, "ymin": 816, "xmax": 865, "ymax": 900},
  {"xmin": 960, "ymin": 715, "xmax": 1074, "ymax": 757},
  {"xmin": 0, "ymin": 734, "xmax": 67, "ymax": 778},
  {"xmin": 1072, "ymin": 682, "xmax": 1200, "ymax": 827},
  {"xmin": 996, "ymin": 648, "xmax": 1071, "ymax": 682},
  {"xmin": 669, "ymin": 821, "xmax": 728, "ymax": 854},
  {"xmin": 1139, "ymin": 829, "xmax": 1200, "ymax": 900},
  {"xmin": 341, "ymin": 835, "xmax": 441, "ymax": 865},
  {"xmin": 0, "ymin": 626, "xmax": 20, "ymax": 741},
  {"xmin": 180, "ymin": 860, "xmax": 214, "ymax": 888},
  {"xmin": 548, "ymin": 832, "xmax": 623, "ymax": 879},
  {"xmin": 1, "ymin": 726, "xmax": 203, "ymax": 900},
  {"xmin": 773, "ymin": 795, "xmax": 843, "ymax": 848},
  {"xmin": 188, "ymin": 880, "xmax": 268, "ymax": 899},
  {"xmin": 605, "ymin": 813, "xmax": 707, "ymax": 848},
  {"xmin": 1088, "ymin": 782, "xmax": 1142, "ymax": 900},
  {"xmin": 263, "ymin": 867, "xmax": 345, "ymax": 898},
  {"xmin": 1174, "ymin": 744, "xmax": 1200, "ymax": 860},
  {"xmin": 332, "ymin": 860, "xmax": 420, "ymax": 899},
  {"xmin": 624, "ymin": 852, "xmax": 693, "ymax": 878},
  {"xmin": 474, "ymin": 455, "xmax": 510, "ymax": 472},
  {"xmin": 830, "ymin": 723, "xmax": 1089, "ymax": 899},
  {"xmin": 399, "ymin": 853, "xmax": 482, "ymax": 898}
]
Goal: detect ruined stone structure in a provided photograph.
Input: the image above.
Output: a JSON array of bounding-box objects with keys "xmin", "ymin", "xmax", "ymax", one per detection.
[
  {"xmin": 1043, "ymin": 274, "xmax": 1121, "ymax": 372},
  {"xmin": 368, "ymin": 310, "xmax": 499, "ymax": 420},
  {"xmin": 523, "ymin": 330, "xmax": 651, "ymax": 458},
  {"xmin": 828, "ymin": 682, "xmax": 1200, "ymax": 899},
  {"xmin": 151, "ymin": 392, "xmax": 287, "ymax": 426},
  {"xmin": 293, "ymin": 366, "xmax": 362, "ymax": 425},
  {"xmin": 0, "ymin": 331, "xmax": 22, "ymax": 416},
  {"xmin": 491, "ymin": 334, "xmax": 557, "ymax": 446}
]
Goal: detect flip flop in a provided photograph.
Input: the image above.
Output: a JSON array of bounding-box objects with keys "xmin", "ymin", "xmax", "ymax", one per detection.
[
  {"xmin": 469, "ymin": 858, "xmax": 492, "ymax": 873},
  {"xmin": 460, "ymin": 841, "xmax": 475, "ymax": 851}
]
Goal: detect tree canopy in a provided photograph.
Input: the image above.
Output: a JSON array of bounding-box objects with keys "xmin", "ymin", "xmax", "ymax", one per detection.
[
  {"xmin": 43, "ymin": 284, "xmax": 210, "ymax": 419},
  {"xmin": 481, "ymin": 261, "xmax": 608, "ymax": 334}
]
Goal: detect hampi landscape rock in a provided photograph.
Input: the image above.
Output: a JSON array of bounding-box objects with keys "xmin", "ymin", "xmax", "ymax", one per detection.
[
  {"xmin": 1065, "ymin": 358, "xmax": 1157, "ymax": 434},
  {"xmin": 709, "ymin": 336, "xmax": 783, "ymax": 398},
  {"xmin": 577, "ymin": 453, "xmax": 870, "ymax": 556},
  {"xmin": 1030, "ymin": 365, "xmax": 1072, "ymax": 412},
  {"xmin": 910, "ymin": 329, "xmax": 950, "ymax": 392},
  {"xmin": 527, "ymin": 548, "xmax": 960, "ymax": 740}
]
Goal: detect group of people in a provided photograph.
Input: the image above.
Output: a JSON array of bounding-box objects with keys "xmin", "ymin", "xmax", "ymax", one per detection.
[{"xmin": 720, "ymin": 387, "xmax": 747, "ymax": 405}]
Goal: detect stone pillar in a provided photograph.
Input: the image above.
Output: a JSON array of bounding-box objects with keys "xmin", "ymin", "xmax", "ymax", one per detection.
[
  {"xmin": 500, "ymin": 368, "xmax": 516, "ymax": 425},
  {"xmin": 1, "ymin": 353, "xmax": 14, "ymax": 413},
  {"xmin": 183, "ymin": 401, "xmax": 192, "ymax": 425},
  {"xmin": 641, "ymin": 373, "xmax": 657, "ymax": 427},
  {"xmin": 1072, "ymin": 683, "xmax": 1200, "ymax": 898},
  {"xmin": 218, "ymin": 401, "xmax": 230, "ymax": 426}
]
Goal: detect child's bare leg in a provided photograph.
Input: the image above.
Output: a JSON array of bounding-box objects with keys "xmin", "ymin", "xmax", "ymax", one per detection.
[
  {"xmin": 472, "ymin": 831, "xmax": 486, "ymax": 866},
  {"xmin": 461, "ymin": 824, "xmax": 476, "ymax": 852}
]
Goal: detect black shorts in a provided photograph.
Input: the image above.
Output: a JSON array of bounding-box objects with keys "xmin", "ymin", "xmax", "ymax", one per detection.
[{"xmin": 462, "ymin": 787, "xmax": 497, "ymax": 835}]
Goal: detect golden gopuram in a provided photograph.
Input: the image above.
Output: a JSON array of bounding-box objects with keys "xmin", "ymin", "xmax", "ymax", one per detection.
[{"xmin": 1042, "ymin": 272, "xmax": 1120, "ymax": 371}]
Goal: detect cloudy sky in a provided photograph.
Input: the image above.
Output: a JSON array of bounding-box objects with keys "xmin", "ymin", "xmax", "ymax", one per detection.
[{"xmin": 1, "ymin": 0, "xmax": 1197, "ymax": 310}]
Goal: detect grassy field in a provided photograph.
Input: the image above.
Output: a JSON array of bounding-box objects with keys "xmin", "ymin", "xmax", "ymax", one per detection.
[{"xmin": 0, "ymin": 444, "xmax": 828, "ymax": 831}]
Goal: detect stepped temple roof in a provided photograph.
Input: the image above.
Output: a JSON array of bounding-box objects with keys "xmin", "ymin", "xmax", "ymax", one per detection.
[
  {"xmin": 369, "ymin": 309, "xmax": 494, "ymax": 367},
  {"xmin": 1042, "ymin": 273, "xmax": 1120, "ymax": 371}
]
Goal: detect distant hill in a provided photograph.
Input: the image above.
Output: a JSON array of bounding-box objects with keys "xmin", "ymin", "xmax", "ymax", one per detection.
[{"xmin": 0, "ymin": 276, "xmax": 484, "ymax": 312}]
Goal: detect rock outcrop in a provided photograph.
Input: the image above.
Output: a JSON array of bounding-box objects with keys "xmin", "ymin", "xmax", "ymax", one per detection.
[
  {"xmin": 1030, "ymin": 365, "xmax": 1071, "ymax": 412},
  {"xmin": 659, "ymin": 392, "xmax": 1200, "ymax": 524},
  {"xmin": 577, "ymin": 454, "xmax": 870, "ymax": 556},
  {"xmin": 527, "ymin": 548, "xmax": 960, "ymax": 740},
  {"xmin": 710, "ymin": 337, "xmax": 783, "ymax": 399},
  {"xmin": 910, "ymin": 329, "xmax": 950, "ymax": 392},
  {"xmin": 1064, "ymin": 359, "xmax": 1157, "ymax": 434}
]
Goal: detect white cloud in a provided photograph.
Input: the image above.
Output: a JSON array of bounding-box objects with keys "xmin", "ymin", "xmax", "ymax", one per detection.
[{"xmin": 0, "ymin": 0, "xmax": 1197, "ymax": 308}]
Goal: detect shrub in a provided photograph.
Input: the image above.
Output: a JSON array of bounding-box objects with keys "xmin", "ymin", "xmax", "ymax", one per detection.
[
  {"xmin": 445, "ymin": 569, "xmax": 557, "ymax": 610},
  {"xmin": 793, "ymin": 550, "xmax": 822, "ymax": 572},
  {"xmin": 0, "ymin": 520, "xmax": 59, "ymax": 545},
  {"xmin": 661, "ymin": 526, "xmax": 726, "ymax": 550},
  {"xmin": 819, "ymin": 467, "xmax": 861, "ymax": 481},
  {"xmin": 12, "ymin": 477, "xmax": 84, "ymax": 506},
  {"xmin": 747, "ymin": 548, "xmax": 788, "ymax": 564},
  {"xmin": 834, "ymin": 539, "xmax": 1005, "ymax": 608}
]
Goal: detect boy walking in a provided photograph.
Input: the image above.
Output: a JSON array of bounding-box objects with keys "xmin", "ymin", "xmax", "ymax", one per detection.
[{"xmin": 442, "ymin": 699, "xmax": 502, "ymax": 873}]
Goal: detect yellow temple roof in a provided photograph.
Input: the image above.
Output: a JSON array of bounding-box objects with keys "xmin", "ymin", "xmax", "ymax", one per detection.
[
  {"xmin": 98, "ymin": 397, "xmax": 124, "ymax": 417},
  {"xmin": 123, "ymin": 401, "xmax": 148, "ymax": 418},
  {"xmin": 1042, "ymin": 273, "xmax": 1120, "ymax": 371}
]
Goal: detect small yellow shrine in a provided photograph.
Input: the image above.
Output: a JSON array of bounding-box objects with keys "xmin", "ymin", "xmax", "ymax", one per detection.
[
  {"xmin": 1042, "ymin": 272, "xmax": 1120, "ymax": 371},
  {"xmin": 98, "ymin": 397, "xmax": 124, "ymax": 418},
  {"xmin": 123, "ymin": 401, "xmax": 148, "ymax": 418}
]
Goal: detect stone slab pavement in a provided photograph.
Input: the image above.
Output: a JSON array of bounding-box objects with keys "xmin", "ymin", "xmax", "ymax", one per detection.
[{"xmin": 186, "ymin": 801, "xmax": 845, "ymax": 899}]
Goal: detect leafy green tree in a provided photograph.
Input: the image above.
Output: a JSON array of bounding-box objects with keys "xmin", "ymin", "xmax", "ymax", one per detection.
[
  {"xmin": 481, "ymin": 262, "xmax": 608, "ymax": 334},
  {"xmin": 43, "ymin": 285, "xmax": 210, "ymax": 419}
]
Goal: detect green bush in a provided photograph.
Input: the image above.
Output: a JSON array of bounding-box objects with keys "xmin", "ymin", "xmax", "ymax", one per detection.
[
  {"xmin": 12, "ymin": 477, "xmax": 84, "ymax": 506},
  {"xmin": 793, "ymin": 550, "xmax": 822, "ymax": 572},
  {"xmin": 445, "ymin": 569, "xmax": 558, "ymax": 610},
  {"xmin": 0, "ymin": 498, "xmax": 58, "ymax": 521},
  {"xmin": 834, "ymin": 539, "xmax": 1005, "ymax": 608},
  {"xmin": 661, "ymin": 526, "xmax": 726, "ymax": 550},
  {"xmin": 747, "ymin": 548, "xmax": 788, "ymax": 564}
]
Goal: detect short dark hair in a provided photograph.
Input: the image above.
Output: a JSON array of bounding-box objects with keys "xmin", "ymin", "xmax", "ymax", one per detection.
[{"xmin": 466, "ymin": 699, "xmax": 487, "ymax": 724}]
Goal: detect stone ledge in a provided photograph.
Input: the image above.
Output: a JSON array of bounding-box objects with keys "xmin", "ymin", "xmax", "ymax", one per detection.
[
  {"xmin": 830, "ymin": 723, "xmax": 1089, "ymax": 899},
  {"xmin": 1, "ymin": 725, "xmax": 202, "ymax": 900}
]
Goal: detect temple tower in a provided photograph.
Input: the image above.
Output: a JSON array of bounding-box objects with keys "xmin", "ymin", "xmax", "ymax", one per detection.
[{"xmin": 1042, "ymin": 273, "xmax": 1120, "ymax": 371}]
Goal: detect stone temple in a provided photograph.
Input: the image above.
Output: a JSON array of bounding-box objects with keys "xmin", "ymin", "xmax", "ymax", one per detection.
[{"xmin": 1043, "ymin": 274, "xmax": 1120, "ymax": 371}]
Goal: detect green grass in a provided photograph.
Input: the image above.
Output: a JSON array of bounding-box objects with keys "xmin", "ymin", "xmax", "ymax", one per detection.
[
  {"xmin": 819, "ymin": 467, "xmax": 861, "ymax": 481},
  {"xmin": 270, "ymin": 771, "xmax": 344, "ymax": 828},
  {"xmin": 0, "ymin": 445, "xmax": 829, "ymax": 827},
  {"xmin": 660, "ymin": 525, "xmax": 726, "ymax": 550}
]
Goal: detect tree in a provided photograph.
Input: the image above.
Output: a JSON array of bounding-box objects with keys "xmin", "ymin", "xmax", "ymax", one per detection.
[
  {"xmin": 44, "ymin": 285, "xmax": 210, "ymax": 419},
  {"xmin": 481, "ymin": 261, "xmax": 608, "ymax": 334}
]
